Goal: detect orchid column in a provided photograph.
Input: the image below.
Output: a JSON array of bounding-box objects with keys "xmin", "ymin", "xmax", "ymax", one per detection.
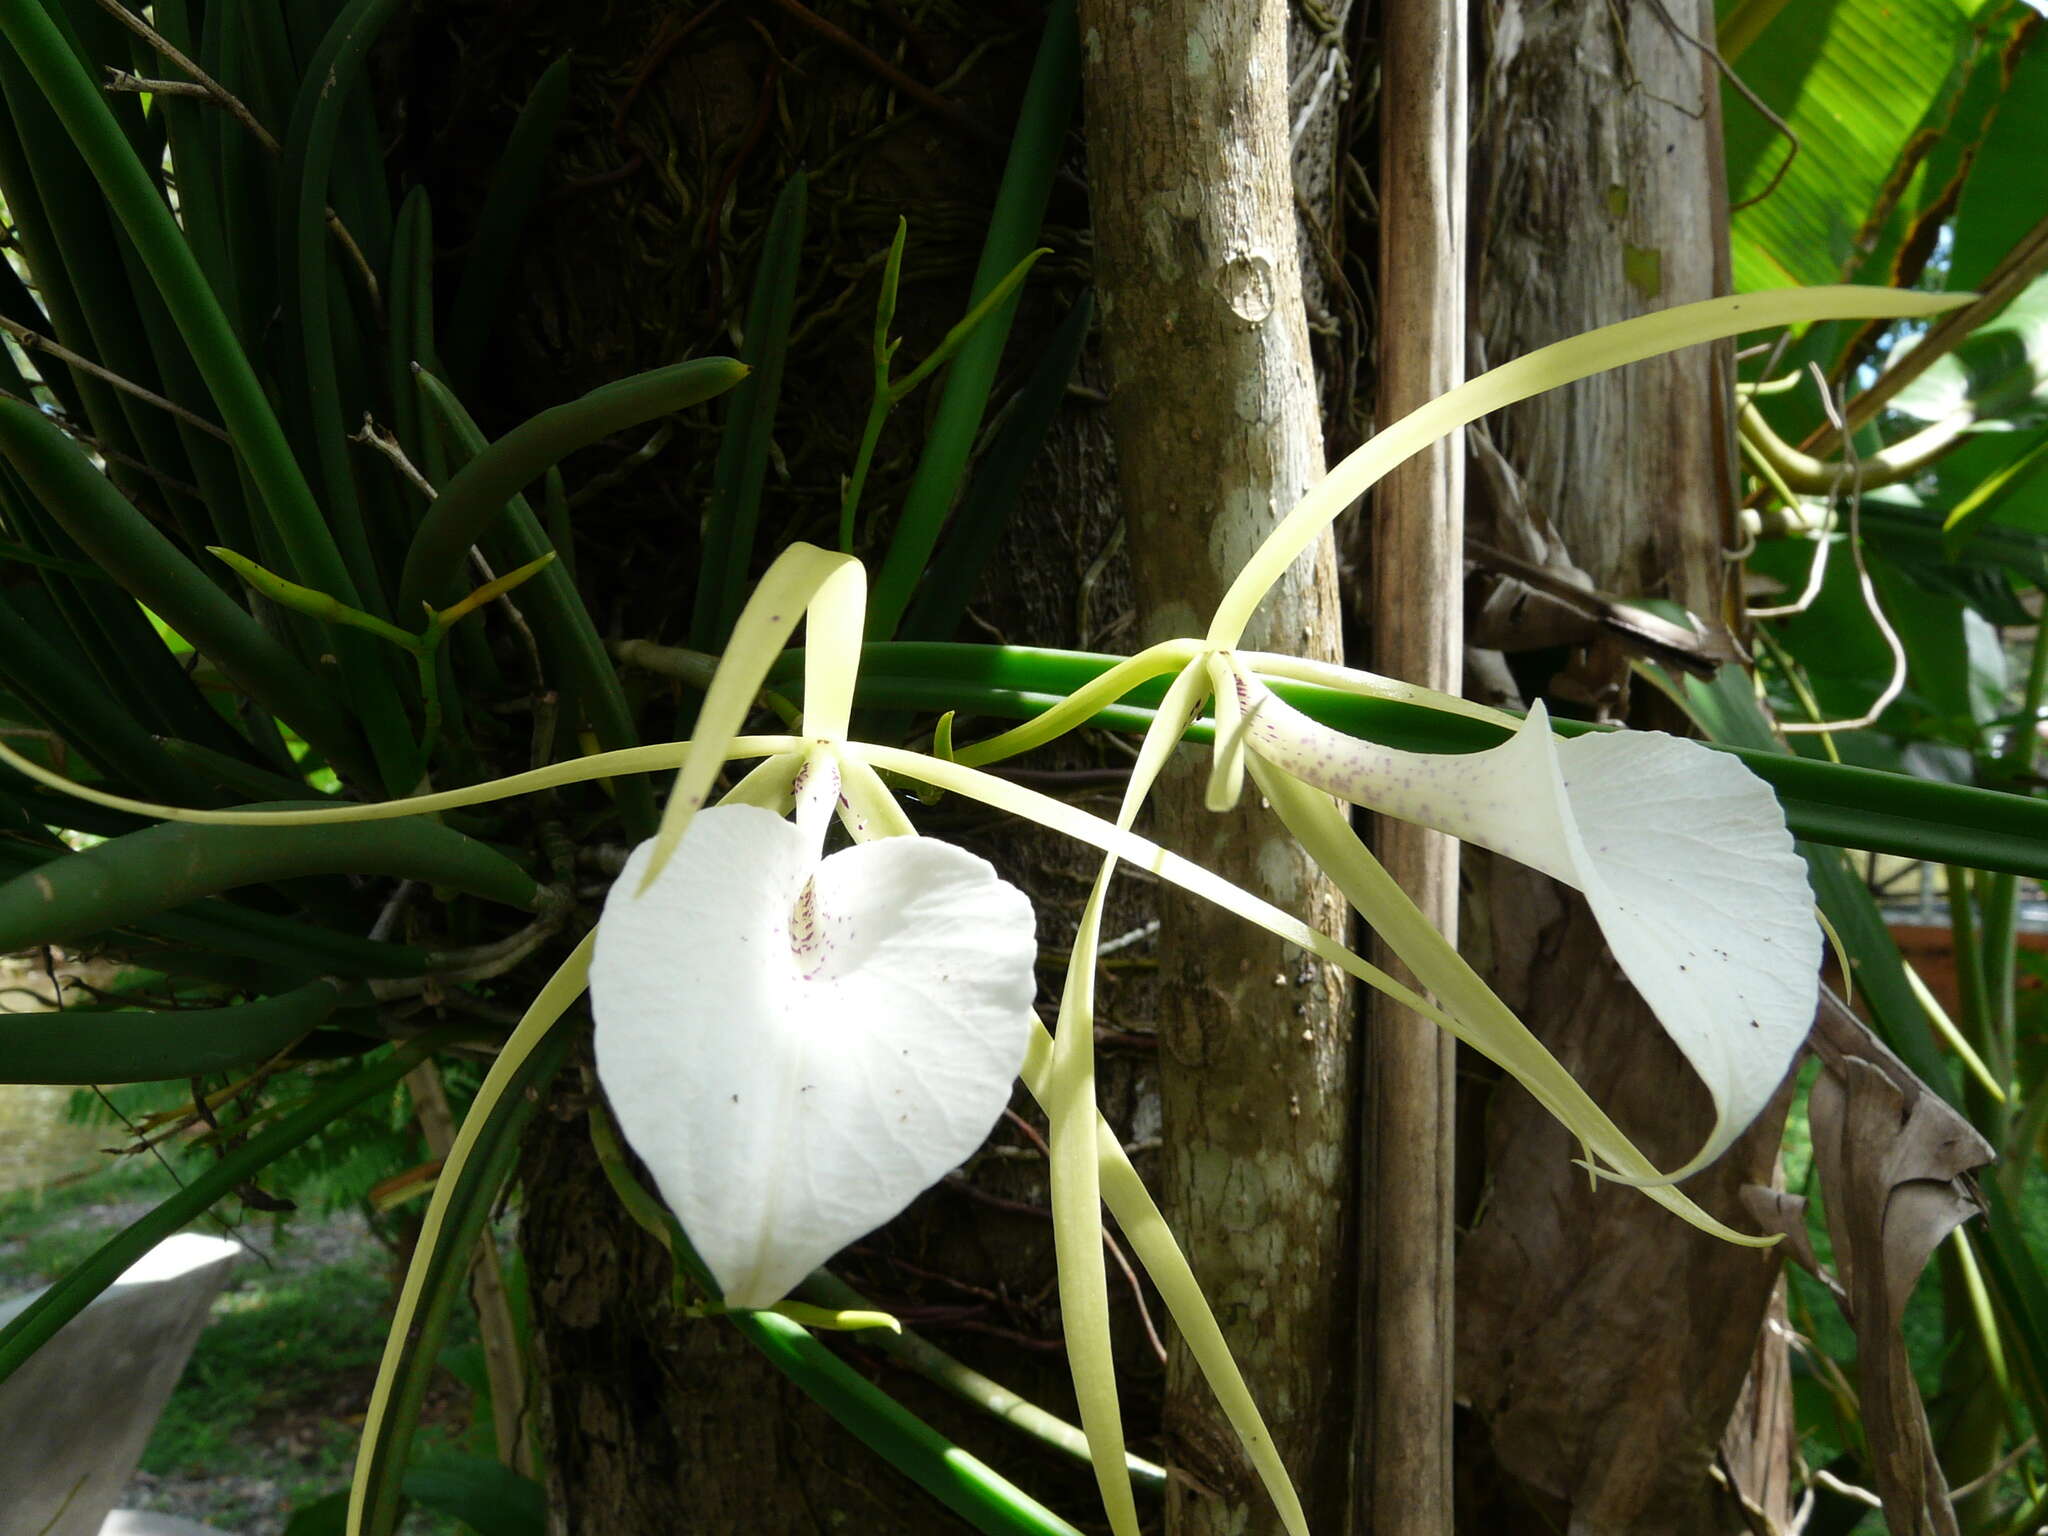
[{"xmin": 1079, "ymin": 0, "xmax": 1356, "ymax": 1527}]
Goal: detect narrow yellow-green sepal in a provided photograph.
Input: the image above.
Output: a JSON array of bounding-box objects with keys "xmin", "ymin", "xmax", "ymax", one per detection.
[
  {"xmin": 1210, "ymin": 287, "xmax": 1976, "ymax": 645},
  {"xmin": 640, "ymin": 543, "xmax": 865, "ymax": 889}
]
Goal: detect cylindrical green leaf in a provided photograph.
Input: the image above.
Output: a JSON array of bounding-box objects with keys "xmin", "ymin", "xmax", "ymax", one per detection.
[
  {"xmin": 0, "ymin": 978, "xmax": 361, "ymax": 1084},
  {"xmin": 0, "ymin": 810, "xmax": 538, "ymax": 953},
  {"xmin": 412, "ymin": 369, "xmax": 666, "ymax": 836},
  {"xmin": 400, "ymin": 357, "xmax": 746, "ymax": 611},
  {"xmin": 766, "ymin": 640, "xmax": 2048, "ymax": 879},
  {"xmin": 901, "ymin": 291, "xmax": 1093, "ymax": 641},
  {"xmin": 728, "ymin": 1309, "xmax": 1086, "ymax": 1536},
  {"xmin": 278, "ymin": 0, "xmax": 402, "ymax": 619},
  {"xmin": 695, "ymin": 173, "xmax": 807, "ymax": 647},
  {"xmin": 443, "ymin": 55, "xmax": 574, "ymax": 389},
  {"xmin": 0, "ymin": 0, "xmax": 415, "ymax": 790},
  {"xmin": 0, "ymin": 588, "xmax": 222, "ymax": 805}
]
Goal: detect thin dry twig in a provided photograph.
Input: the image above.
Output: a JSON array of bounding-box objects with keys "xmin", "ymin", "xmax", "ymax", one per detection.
[
  {"xmin": 349, "ymin": 413, "xmax": 439, "ymax": 503},
  {"xmin": 467, "ymin": 547, "xmax": 548, "ymax": 698},
  {"xmin": 1001, "ymin": 1107, "xmax": 1169, "ymax": 1366},
  {"xmin": 0, "ymin": 387, "xmax": 204, "ymax": 500},
  {"xmin": 1643, "ymin": 0, "xmax": 1798, "ymax": 212},
  {"xmin": 0, "ymin": 313, "xmax": 230, "ymax": 441},
  {"xmin": 103, "ymin": 71, "xmax": 212, "ymax": 100},
  {"xmin": 88, "ymin": 0, "xmax": 384, "ymax": 316}
]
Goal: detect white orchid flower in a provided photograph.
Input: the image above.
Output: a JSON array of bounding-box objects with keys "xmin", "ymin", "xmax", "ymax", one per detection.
[
  {"xmin": 1226, "ymin": 656, "xmax": 1820, "ymax": 1177},
  {"xmin": 589, "ymin": 757, "xmax": 1038, "ymax": 1309},
  {"xmin": 960, "ymin": 289, "xmax": 1964, "ymax": 1219},
  {"xmin": 582, "ymin": 549, "xmax": 1044, "ymax": 1311}
]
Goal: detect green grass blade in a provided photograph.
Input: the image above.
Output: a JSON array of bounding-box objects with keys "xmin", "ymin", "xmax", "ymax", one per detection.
[
  {"xmin": 901, "ymin": 291, "xmax": 1092, "ymax": 640},
  {"xmin": 0, "ymin": 977, "xmax": 362, "ymax": 1083},
  {"xmin": 865, "ymin": 0, "xmax": 1077, "ymax": 637},
  {"xmin": 0, "ymin": 1023, "xmax": 468, "ymax": 1390},
  {"xmin": 400, "ymin": 357, "xmax": 747, "ymax": 611},
  {"xmin": 694, "ymin": 172, "xmax": 808, "ymax": 648},
  {"xmin": 442, "ymin": 54, "xmax": 573, "ymax": 390},
  {"xmin": 0, "ymin": 812, "xmax": 539, "ymax": 953}
]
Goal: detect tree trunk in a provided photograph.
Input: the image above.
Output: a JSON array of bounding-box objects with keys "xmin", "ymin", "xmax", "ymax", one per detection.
[
  {"xmin": 519, "ymin": 1098, "xmax": 947, "ymax": 1531},
  {"xmin": 1078, "ymin": 3, "xmax": 1356, "ymax": 1531},
  {"xmin": 1453, "ymin": 1, "xmax": 1796, "ymax": 1530}
]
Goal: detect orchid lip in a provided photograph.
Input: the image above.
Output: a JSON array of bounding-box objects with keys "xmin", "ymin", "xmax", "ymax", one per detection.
[{"xmin": 591, "ymin": 803, "xmax": 1037, "ymax": 1309}]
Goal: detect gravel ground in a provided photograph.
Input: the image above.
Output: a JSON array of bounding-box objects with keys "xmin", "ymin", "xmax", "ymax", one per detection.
[{"xmin": 118, "ymin": 1472, "xmax": 290, "ymax": 1536}]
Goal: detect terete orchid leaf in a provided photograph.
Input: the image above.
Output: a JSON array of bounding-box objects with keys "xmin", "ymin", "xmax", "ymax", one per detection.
[{"xmin": 591, "ymin": 804, "xmax": 1037, "ymax": 1308}]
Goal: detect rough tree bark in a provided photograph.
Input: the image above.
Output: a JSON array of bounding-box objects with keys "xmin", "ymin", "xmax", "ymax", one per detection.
[
  {"xmin": 1078, "ymin": 2, "xmax": 1357, "ymax": 1531},
  {"xmin": 1454, "ymin": 1, "xmax": 1796, "ymax": 1530}
]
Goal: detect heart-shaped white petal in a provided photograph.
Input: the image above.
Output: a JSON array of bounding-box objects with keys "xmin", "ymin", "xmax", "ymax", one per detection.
[
  {"xmin": 592, "ymin": 805, "xmax": 1038, "ymax": 1307},
  {"xmin": 1242, "ymin": 674, "xmax": 1819, "ymax": 1172}
]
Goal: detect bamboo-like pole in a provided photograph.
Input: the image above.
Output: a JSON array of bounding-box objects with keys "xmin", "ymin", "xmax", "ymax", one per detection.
[{"xmin": 1361, "ymin": 1, "xmax": 1465, "ymax": 1531}]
